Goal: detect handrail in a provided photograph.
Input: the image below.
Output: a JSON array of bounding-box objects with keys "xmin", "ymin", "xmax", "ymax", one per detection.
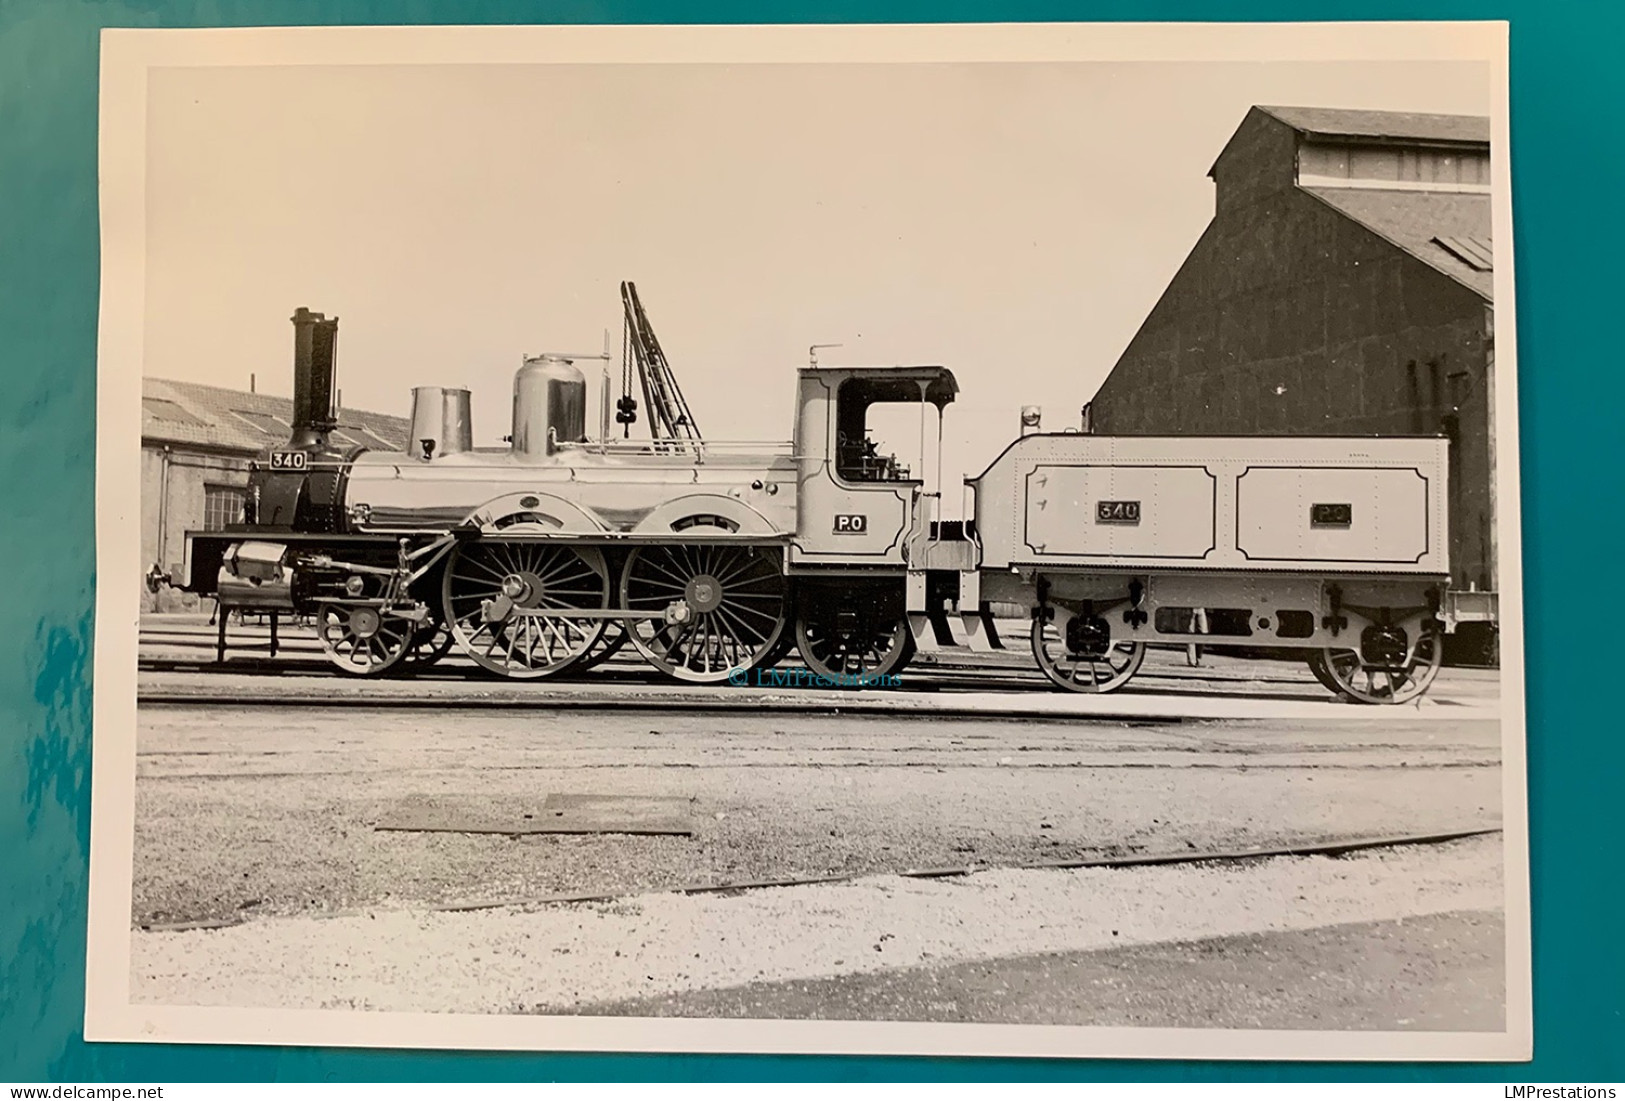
[
  {"xmin": 275, "ymin": 448, "xmax": 809, "ymax": 475},
  {"xmin": 555, "ymin": 439, "xmax": 792, "ymax": 454}
]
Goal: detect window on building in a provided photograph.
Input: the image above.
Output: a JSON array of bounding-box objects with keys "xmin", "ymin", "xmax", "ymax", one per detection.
[
  {"xmin": 203, "ymin": 484, "xmax": 246, "ymax": 531},
  {"xmin": 349, "ymin": 424, "xmax": 401, "ymax": 450},
  {"xmin": 1433, "ymin": 235, "xmax": 1493, "ymax": 272},
  {"xmin": 142, "ymin": 397, "xmax": 208, "ymax": 427},
  {"xmin": 231, "ymin": 409, "xmax": 291, "ymax": 438},
  {"xmin": 1298, "ymin": 140, "xmax": 1490, "ymax": 192}
]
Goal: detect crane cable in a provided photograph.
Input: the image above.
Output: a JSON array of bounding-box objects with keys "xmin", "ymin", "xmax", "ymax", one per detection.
[{"xmin": 617, "ymin": 294, "xmax": 638, "ymax": 438}]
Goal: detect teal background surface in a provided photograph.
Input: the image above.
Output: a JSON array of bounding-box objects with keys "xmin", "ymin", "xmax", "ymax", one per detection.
[{"xmin": 2, "ymin": 0, "xmax": 1619, "ymax": 1082}]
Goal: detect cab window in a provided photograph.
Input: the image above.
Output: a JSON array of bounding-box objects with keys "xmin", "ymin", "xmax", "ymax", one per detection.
[{"xmin": 834, "ymin": 379, "xmax": 923, "ymax": 484}]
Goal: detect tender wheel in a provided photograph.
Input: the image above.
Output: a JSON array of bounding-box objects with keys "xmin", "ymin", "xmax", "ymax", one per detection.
[
  {"xmin": 314, "ymin": 602, "xmax": 414, "ymax": 676},
  {"xmin": 621, "ymin": 543, "xmax": 787, "ymax": 683},
  {"xmin": 794, "ymin": 581, "xmax": 914, "ymax": 681},
  {"xmin": 1316, "ymin": 625, "xmax": 1444, "ymax": 705},
  {"xmin": 1030, "ymin": 608, "xmax": 1145, "ymax": 694},
  {"xmin": 441, "ymin": 540, "xmax": 609, "ymax": 679},
  {"xmin": 1305, "ymin": 650, "xmax": 1341, "ymax": 694}
]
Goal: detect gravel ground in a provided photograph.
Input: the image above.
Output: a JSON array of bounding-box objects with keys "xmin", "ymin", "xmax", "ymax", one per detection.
[
  {"xmin": 129, "ymin": 835, "xmax": 1503, "ymax": 1017},
  {"xmin": 578, "ymin": 909, "xmax": 1506, "ymax": 1031},
  {"xmin": 132, "ymin": 707, "xmax": 1502, "ymax": 926}
]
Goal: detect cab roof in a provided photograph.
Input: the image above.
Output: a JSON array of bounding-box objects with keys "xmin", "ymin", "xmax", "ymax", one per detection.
[{"xmin": 797, "ymin": 364, "xmax": 959, "ymax": 407}]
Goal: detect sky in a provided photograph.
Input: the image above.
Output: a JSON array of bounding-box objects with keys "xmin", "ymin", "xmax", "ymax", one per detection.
[{"xmin": 142, "ymin": 58, "xmax": 1492, "ymax": 502}]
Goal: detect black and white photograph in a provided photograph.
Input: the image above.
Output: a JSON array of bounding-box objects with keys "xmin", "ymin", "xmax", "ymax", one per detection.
[{"xmin": 87, "ymin": 22, "xmax": 1529, "ymax": 1060}]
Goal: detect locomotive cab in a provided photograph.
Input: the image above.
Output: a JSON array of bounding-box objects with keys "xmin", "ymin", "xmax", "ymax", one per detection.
[{"xmin": 790, "ymin": 363, "xmax": 957, "ymax": 567}]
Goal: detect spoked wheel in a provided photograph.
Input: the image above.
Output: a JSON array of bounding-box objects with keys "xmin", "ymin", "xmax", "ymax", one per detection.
[
  {"xmin": 621, "ymin": 543, "xmax": 787, "ymax": 683},
  {"xmin": 441, "ymin": 540, "xmax": 609, "ymax": 679},
  {"xmin": 754, "ymin": 631, "xmax": 797, "ymax": 671},
  {"xmin": 396, "ymin": 615, "xmax": 455, "ymax": 674},
  {"xmin": 1030, "ymin": 610, "xmax": 1146, "ymax": 694},
  {"xmin": 314, "ymin": 602, "xmax": 415, "ymax": 676},
  {"xmin": 1305, "ymin": 650, "xmax": 1342, "ymax": 694},
  {"xmin": 572, "ymin": 621, "xmax": 629, "ymax": 673},
  {"xmin": 1314, "ymin": 627, "xmax": 1444, "ymax": 705},
  {"xmin": 794, "ymin": 582, "xmax": 914, "ymax": 681}
]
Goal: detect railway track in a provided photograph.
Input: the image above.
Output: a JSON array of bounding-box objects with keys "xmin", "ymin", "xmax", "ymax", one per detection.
[
  {"xmin": 135, "ymin": 825, "xmax": 1502, "ymax": 933},
  {"xmin": 136, "ymin": 624, "xmax": 1504, "ymax": 723},
  {"xmin": 135, "ymin": 616, "xmax": 1392, "ymax": 701}
]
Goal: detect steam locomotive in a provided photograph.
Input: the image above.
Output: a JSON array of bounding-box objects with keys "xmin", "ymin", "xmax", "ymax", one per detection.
[{"xmin": 156, "ymin": 294, "xmax": 1492, "ymax": 704}]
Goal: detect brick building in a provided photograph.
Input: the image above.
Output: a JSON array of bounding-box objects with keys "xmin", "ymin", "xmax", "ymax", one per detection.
[
  {"xmin": 1087, "ymin": 105, "xmax": 1496, "ymax": 660},
  {"xmin": 142, "ymin": 378, "xmax": 409, "ymax": 611}
]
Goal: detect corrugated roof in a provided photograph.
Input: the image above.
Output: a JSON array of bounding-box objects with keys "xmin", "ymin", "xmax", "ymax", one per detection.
[
  {"xmin": 142, "ymin": 377, "xmax": 411, "ymax": 454},
  {"xmin": 1304, "ymin": 187, "xmax": 1494, "ymax": 300},
  {"xmin": 1259, "ymin": 105, "xmax": 1491, "ymax": 145}
]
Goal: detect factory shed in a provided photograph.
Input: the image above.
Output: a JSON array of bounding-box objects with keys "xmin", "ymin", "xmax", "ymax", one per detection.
[{"xmin": 1086, "ymin": 104, "xmax": 1497, "ymax": 662}]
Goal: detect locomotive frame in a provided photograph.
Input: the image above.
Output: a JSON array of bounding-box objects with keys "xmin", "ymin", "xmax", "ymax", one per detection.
[{"xmin": 156, "ymin": 303, "xmax": 1496, "ymax": 704}]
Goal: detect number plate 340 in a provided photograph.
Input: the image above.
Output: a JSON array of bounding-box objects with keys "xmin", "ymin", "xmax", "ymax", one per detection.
[{"xmin": 1096, "ymin": 500, "xmax": 1141, "ymax": 524}]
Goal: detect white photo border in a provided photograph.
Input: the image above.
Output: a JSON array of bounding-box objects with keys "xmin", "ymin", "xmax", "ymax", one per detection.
[{"xmin": 88, "ymin": 20, "xmax": 1530, "ymax": 1062}]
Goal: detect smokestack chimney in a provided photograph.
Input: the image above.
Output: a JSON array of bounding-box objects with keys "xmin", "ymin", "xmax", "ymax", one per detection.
[{"xmin": 289, "ymin": 306, "xmax": 339, "ymax": 447}]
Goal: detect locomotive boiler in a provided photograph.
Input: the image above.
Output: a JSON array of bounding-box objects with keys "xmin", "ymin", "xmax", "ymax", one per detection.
[{"xmin": 159, "ymin": 296, "xmax": 1493, "ymax": 704}]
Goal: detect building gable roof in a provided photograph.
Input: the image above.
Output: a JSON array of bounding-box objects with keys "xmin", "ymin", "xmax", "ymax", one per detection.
[
  {"xmin": 1209, "ymin": 105, "xmax": 1491, "ymax": 180},
  {"xmin": 1303, "ymin": 186, "xmax": 1494, "ymax": 301},
  {"xmin": 1257, "ymin": 105, "xmax": 1491, "ymax": 145},
  {"xmin": 142, "ymin": 377, "xmax": 411, "ymax": 454}
]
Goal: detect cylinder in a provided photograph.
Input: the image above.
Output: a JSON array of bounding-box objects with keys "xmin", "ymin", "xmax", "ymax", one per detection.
[
  {"xmin": 512, "ymin": 355, "xmax": 587, "ymax": 461},
  {"xmin": 408, "ymin": 386, "xmax": 474, "ymax": 460}
]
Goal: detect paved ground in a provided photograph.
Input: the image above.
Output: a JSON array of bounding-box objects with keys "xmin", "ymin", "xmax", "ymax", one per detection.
[
  {"xmin": 577, "ymin": 909, "xmax": 1506, "ymax": 1031},
  {"xmin": 127, "ymin": 614, "xmax": 1508, "ymax": 1027},
  {"xmin": 130, "ymin": 838, "xmax": 1503, "ymax": 1023}
]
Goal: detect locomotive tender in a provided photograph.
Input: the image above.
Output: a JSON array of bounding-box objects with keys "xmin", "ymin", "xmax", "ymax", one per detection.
[{"xmin": 162, "ymin": 301, "xmax": 1483, "ymax": 704}]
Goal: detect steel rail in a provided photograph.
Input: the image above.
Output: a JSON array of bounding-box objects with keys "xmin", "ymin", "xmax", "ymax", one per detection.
[{"xmin": 135, "ymin": 825, "xmax": 1501, "ymax": 933}]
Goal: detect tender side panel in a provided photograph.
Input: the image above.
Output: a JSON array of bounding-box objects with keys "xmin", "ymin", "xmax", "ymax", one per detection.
[
  {"xmin": 1025, "ymin": 465, "xmax": 1216, "ymax": 560},
  {"xmin": 1235, "ymin": 466, "xmax": 1431, "ymax": 565}
]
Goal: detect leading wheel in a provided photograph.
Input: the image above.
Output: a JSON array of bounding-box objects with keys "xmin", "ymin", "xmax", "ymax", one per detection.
[
  {"xmin": 1030, "ymin": 610, "xmax": 1145, "ymax": 694},
  {"xmin": 621, "ymin": 543, "xmax": 787, "ymax": 683},
  {"xmin": 441, "ymin": 540, "xmax": 609, "ymax": 679},
  {"xmin": 1316, "ymin": 626, "xmax": 1444, "ymax": 705},
  {"xmin": 314, "ymin": 602, "xmax": 414, "ymax": 676},
  {"xmin": 794, "ymin": 582, "xmax": 914, "ymax": 681}
]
